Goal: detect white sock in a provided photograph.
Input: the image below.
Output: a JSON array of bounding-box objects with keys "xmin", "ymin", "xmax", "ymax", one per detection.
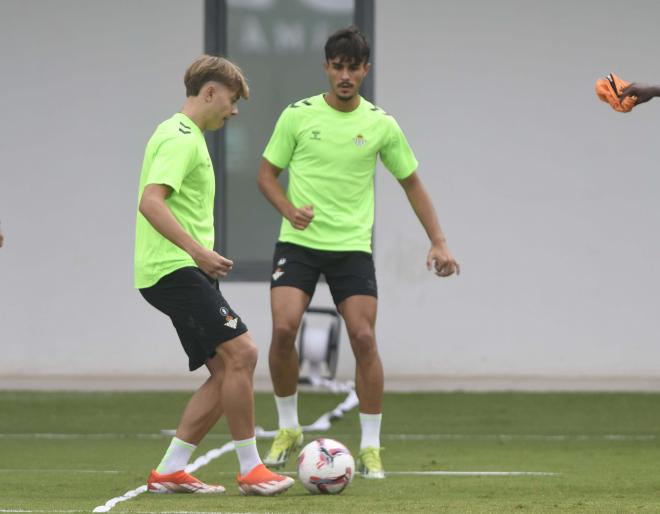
[
  {"xmin": 275, "ymin": 392, "xmax": 300, "ymax": 430},
  {"xmin": 156, "ymin": 437, "xmax": 196, "ymax": 474},
  {"xmin": 234, "ymin": 437, "xmax": 263, "ymax": 476},
  {"xmin": 359, "ymin": 412, "xmax": 382, "ymax": 449}
]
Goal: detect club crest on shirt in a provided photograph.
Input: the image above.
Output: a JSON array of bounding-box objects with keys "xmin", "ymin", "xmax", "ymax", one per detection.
[
  {"xmin": 224, "ymin": 315, "xmax": 239, "ymax": 329},
  {"xmin": 354, "ymin": 134, "xmax": 366, "ymax": 146}
]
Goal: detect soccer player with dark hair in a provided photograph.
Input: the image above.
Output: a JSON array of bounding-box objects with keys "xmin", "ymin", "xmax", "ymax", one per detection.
[
  {"xmin": 135, "ymin": 55, "xmax": 294, "ymax": 496},
  {"xmin": 258, "ymin": 27, "xmax": 460, "ymax": 478}
]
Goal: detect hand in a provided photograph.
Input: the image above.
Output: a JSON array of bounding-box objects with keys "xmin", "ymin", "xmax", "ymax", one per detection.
[
  {"xmin": 427, "ymin": 243, "xmax": 460, "ymax": 277},
  {"xmin": 620, "ymin": 83, "xmax": 660, "ymax": 105},
  {"xmin": 288, "ymin": 204, "xmax": 314, "ymax": 230},
  {"xmin": 192, "ymin": 247, "xmax": 234, "ymax": 279}
]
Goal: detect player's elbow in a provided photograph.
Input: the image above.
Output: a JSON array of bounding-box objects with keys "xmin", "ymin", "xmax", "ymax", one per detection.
[
  {"xmin": 139, "ymin": 184, "xmax": 170, "ymax": 219},
  {"xmin": 139, "ymin": 192, "xmax": 160, "ymax": 220},
  {"xmin": 138, "ymin": 195, "xmax": 152, "ymax": 219}
]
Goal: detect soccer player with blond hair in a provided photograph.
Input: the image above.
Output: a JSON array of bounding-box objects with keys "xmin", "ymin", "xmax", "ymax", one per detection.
[{"xmin": 135, "ymin": 55, "xmax": 293, "ymax": 496}]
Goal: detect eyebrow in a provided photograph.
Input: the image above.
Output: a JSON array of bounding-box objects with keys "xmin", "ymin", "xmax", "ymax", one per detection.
[{"xmin": 331, "ymin": 60, "xmax": 361, "ymax": 67}]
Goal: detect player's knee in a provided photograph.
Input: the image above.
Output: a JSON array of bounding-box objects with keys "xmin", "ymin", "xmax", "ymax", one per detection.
[
  {"xmin": 272, "ymin": 320, "xmax": 299, "ymax": 347},
  {"xmin": 224, "ymin": 335, "xmax": 258, "ymax": 372},
  {"xmin": 349, "ymin": 327, "xmax": 377, "ymax": 360},
  {"xmin": 240, "ymin": 339, "xmax": 259, "ymax": 370}
]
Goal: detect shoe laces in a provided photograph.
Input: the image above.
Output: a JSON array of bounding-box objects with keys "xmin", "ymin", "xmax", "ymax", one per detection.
[
  {"xmin": 360, "ymin": 447, "xmax": 383, "ymax": 471},
  {"xmin": 269, "ymin": 428, "xmax": 300, "ymax": 453}
]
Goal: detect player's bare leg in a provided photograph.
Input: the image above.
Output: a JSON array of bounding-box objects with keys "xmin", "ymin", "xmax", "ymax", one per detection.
[
  {"xmin": 218, "ymin": 332, "xmax": 295, "ymax": 495},
  {"xmin": 338, "ymin": 294, "xmax": 385, "ymax": 478},
  {"xmin": 215, "ymin": 333, "xmax": 258, "ymax": 440},
  {"xmin": 148, "ymin": 347, "xmax": 229, "ymax": 493},
  {"xmin": 339, "ymin": 295, "xmax": 382, "ymax": 413},
  {"xmin": 174, "ymin": 354, "xmax": 226, "ymax": 444},
  {"xmin": 265, "ymin": 286, "xmax": 310, "ymax": 467},
  {"xmin": 268, "ymin": 286, "xmax": 310, "ymax": 396}
]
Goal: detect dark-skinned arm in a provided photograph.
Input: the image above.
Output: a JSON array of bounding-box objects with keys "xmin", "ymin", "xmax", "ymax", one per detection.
[{"xmin": 621, "ymin": 83, "xmax": 660, "ymax": 105}]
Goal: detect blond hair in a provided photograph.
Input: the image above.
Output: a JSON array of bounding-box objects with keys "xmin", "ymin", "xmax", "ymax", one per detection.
[{"xmin": 184, "ymin": 55, "xmax": 249, "ymax": 99}]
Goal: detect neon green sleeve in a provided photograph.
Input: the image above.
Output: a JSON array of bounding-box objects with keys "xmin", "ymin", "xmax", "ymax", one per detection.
[
  {"xmin": 263, "ymin": 107, "xmax": 297, "ymax": 169},
  {"xmin": 379, "ymin": 117, "xmax": 418, "ymax": 180},
  {"xmin": 147, "ymin": 136, "xmax": 196, "ymax": 193}
]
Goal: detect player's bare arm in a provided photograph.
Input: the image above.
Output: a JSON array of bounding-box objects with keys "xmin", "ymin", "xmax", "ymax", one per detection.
[
  {"xmin": 257, "ymin": 157, "xmax": 314, "ymax": 230},
  {"xmin": 139, "ymin": 183, "xmax": 233, "ymax": 278},
  {"xmin": 398, "ymin": 172, "xmax": 460, "ymax": 277},
  {"xmin": 621, "ymin": 83, "xmax": 660, "ymax": 105}
]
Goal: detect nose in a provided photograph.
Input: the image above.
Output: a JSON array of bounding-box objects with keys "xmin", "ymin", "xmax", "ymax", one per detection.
[{"xmin": 341, "ymin": 68, "xmax": 350, "ymax": 80}]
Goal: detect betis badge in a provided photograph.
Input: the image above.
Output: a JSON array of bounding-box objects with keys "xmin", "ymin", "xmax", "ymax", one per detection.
[{"xmin": 354, "ymin": 134, "xmax": 366, "ymax": 146}]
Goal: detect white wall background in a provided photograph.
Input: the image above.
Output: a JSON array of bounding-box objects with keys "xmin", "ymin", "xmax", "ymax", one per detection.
[
  {"xmin": 0, "ymin": 0, "xmax": 209, "ymax": 378},
  {"xmin": 374, "ymin": 0, "xmax": 660, "ymax": 378},
  {"xmin": 1, "ymin": 0, "xmax": 659, "ymax": 387}
]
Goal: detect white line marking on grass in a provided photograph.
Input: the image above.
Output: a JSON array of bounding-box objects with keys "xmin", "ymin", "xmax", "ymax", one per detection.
[
  {"xmin": 185, "ymin": 441, "xmax": 235, "ymax": 474},
  {"xmin": 0, "ymin": 469, "xmax": 119, "ymax": 474},
  {"xmin": 138, "ymin": 511, "xmax": 285, "ymax": 514},
  {"xmin": 159, "ymin": 469, "xmax": 556, "ymax": 478},
  {"xmin": 1, "ymin": 511, "xmax": 285, "ymax": 514},
  {"xmin": 383, "ymin": 433, "xmax": 657, "ymax": 441},
  {"xmin": 92, "ymin": 484, "xmax": 148, "ymax": 513},
  {"xmin": 0, "ymin": 433, "xmax": 174, "ymax": 440},
  {"xmin": 93, "ymin": 389, "xmax": 359, "ymax": 512},
  {"xmin": 255, "ymin": 389, "xmax": 359, "ymax": 436},
  {"xmin": 0, "ymin": 511, "xmax": 86, "ymax": 513},
  {"xmin": 2, "ymin": 431, "xmax": 655, "ymax": 442},
  {"xmin": 387, "ymin": 471, "xmax": 559, "ymax": 476},
  {"xmin": 92, "ymin": 442, "xmax": 235, "ymax": 513}
]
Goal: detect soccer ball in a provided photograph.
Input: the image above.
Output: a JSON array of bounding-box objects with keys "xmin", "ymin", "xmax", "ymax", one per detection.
[{"xmin": 296, "ymin": 438, "xmax": 354, "ymax": 494}]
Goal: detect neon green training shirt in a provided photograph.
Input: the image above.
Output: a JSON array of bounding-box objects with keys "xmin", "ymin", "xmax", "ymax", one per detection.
[
  {"xmin": 134, "ymin": 113, "xmax": 214, "ymax": 288},
  {"xmin": 263, "ymin": 94, "xmax": 418, "ymax": 253}
]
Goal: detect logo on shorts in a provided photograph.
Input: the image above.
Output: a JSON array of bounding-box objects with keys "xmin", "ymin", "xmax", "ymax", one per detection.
[
  {"xmin": 224, "ymin": 315, "xmax": 239, "ymax": 329},
  {"xmin": 272, "ymin": 268, "xmax": 284, "ymax": 281},
  {"xmin": 277, "ymin": 257, "xmax": 286, "ymax": 266},
  {"xmin": 220, "ymin": 307, "xmax": 229, "ymax": 316}
]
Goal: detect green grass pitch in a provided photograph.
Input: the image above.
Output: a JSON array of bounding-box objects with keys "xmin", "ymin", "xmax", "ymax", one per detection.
[{"xmin": 1, "ymin": 391, "xmax": 660, "ymax": 513}]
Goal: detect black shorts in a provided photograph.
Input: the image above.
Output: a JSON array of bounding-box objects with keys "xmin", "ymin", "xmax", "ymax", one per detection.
[
  {"xmin": 270, "ymin": 242, "xmax": 378, "ymax": 305},
  {"xmin": 139, "ymin": 267, "xmax": 248, "ymax": 371}
]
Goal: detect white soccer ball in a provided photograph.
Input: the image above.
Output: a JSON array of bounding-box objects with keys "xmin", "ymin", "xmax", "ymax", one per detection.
[{"xmin": 296, "ymin": 438, "xmax": 354, "ymax": 494}]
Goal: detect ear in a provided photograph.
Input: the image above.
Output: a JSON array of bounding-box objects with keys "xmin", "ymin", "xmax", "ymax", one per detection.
[
  {"xmin": 363, "ymin": 62, "xmax": 372, "ymax": 76},
  {"xmin": 203, "ymin": 83, "xmax": 216, "ymax": 102}
]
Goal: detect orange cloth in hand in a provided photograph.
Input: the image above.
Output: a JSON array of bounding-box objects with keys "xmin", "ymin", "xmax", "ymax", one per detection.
[{"xmin": 595, "ymin": 73, "xmax": 636, "ymax": 112}]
